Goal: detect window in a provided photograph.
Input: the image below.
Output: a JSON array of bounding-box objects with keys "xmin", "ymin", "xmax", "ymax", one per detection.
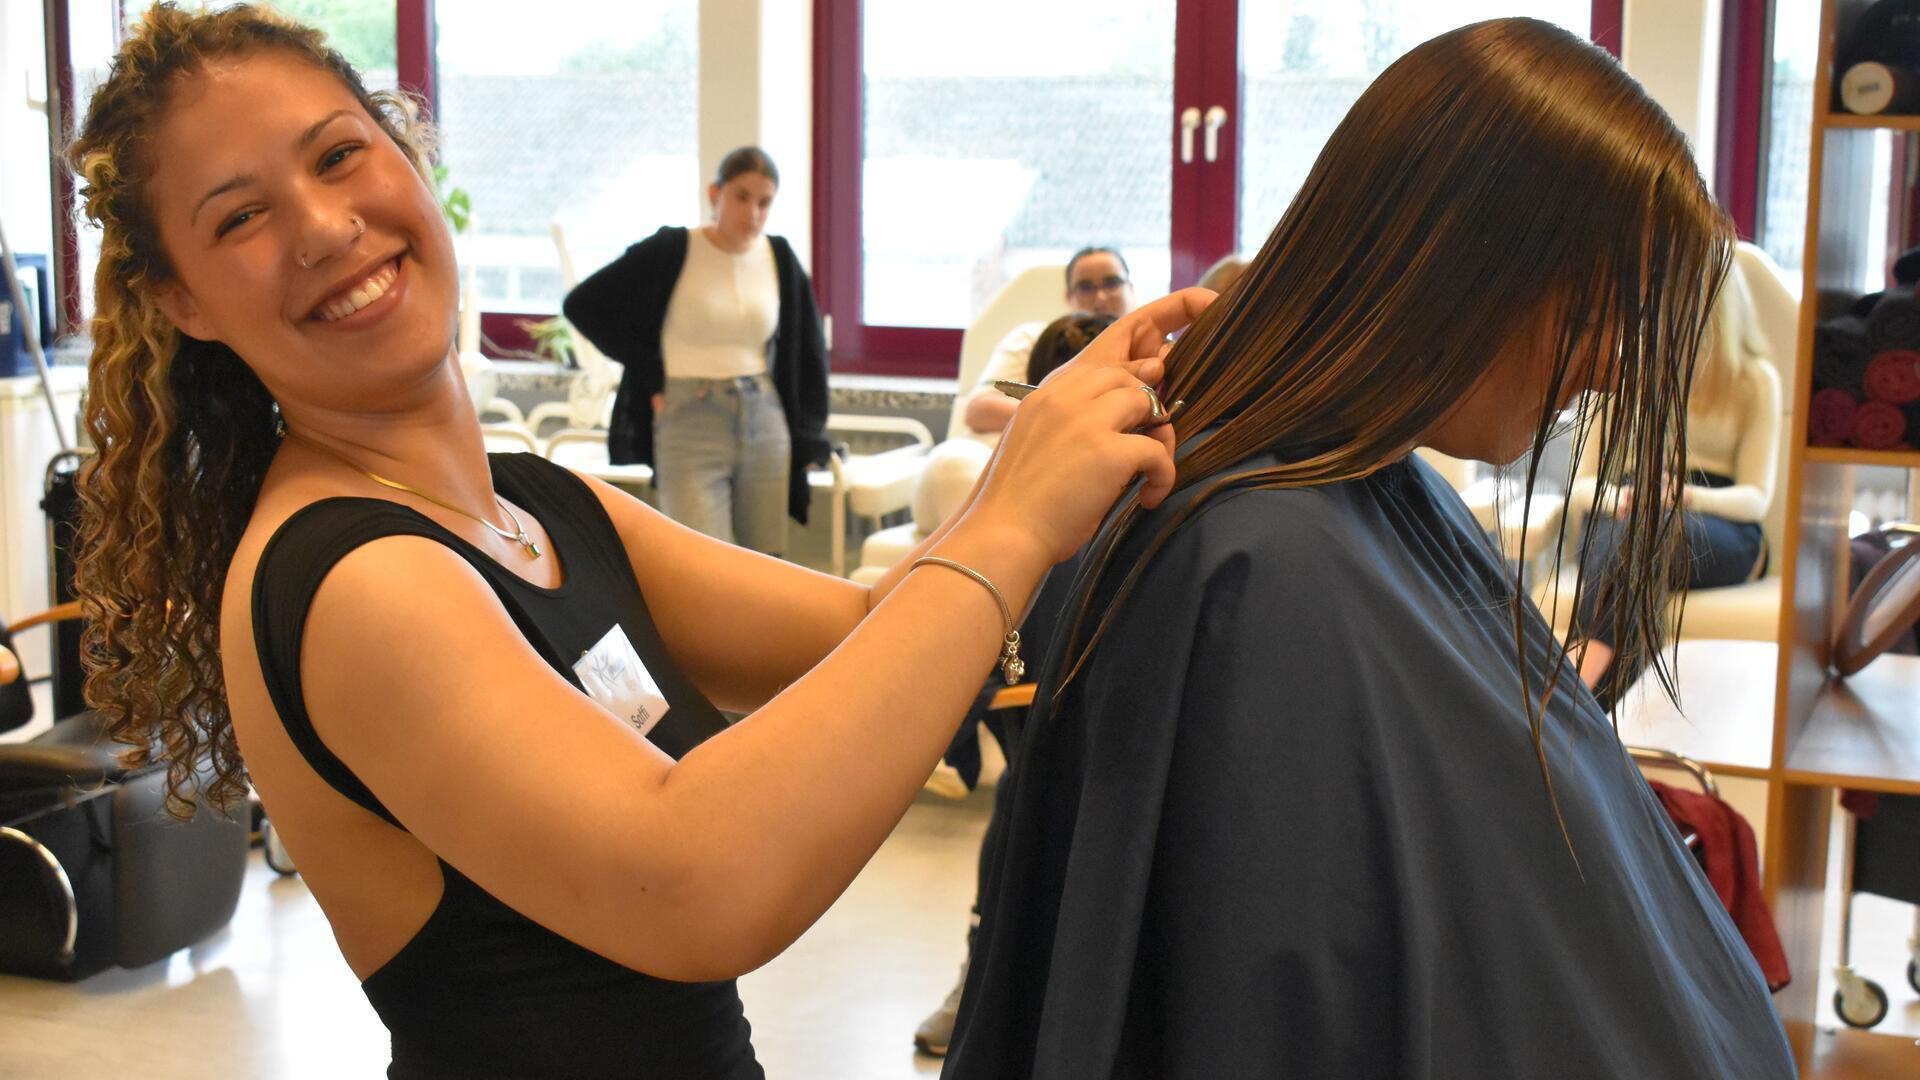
[
  {"xmin": 434, "ymin": 0, "xmax": 699, "ymax": 315},
  {"xmin": 1760, "ymin": 0, "xmax": 1818, "ymax": 275},
  {"xmin": 266, "ymin": 0, "xmax": 400, "ymax": 92},
  {"xmin": 819, "ymin": 0, "xmax": 1612, "ymax": 376},
  {"xmin": 5, "ymin": 0, "xmax": 56, "ymax": 277},
  {"xmin": 860, "ymin": 0, "xmax": 1176, "ymax": 329},
  {"xmin": 1238, "ymin": 0, "xmax": 1591, "ymax": 254}
]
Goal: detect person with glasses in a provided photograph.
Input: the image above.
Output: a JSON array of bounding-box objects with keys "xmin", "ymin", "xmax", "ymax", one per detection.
[{"xmin": 958, "ymin": 247, "xmax": 1137, "ymax": 443}]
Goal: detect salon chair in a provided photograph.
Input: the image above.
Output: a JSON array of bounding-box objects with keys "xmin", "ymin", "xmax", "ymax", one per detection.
[
  {"xmin": 849, "ymin": 266, "xmax": 1068, "ymax": 584},
  {"xmin": 1535, "ymin": 242, "xmax": 1797, "ymax": 642},
  {"xmin": 0, "ymin": 603, "xmax": 247, "ymax": 981}
]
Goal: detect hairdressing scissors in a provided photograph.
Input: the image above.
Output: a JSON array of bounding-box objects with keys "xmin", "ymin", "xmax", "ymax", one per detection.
[{"xmin": 993, "ymin": 380, "xmax": 1186, "ymax": 431}]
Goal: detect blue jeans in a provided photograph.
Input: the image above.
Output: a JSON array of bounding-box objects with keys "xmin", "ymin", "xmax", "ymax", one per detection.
[{"xmin": 654, "ymin": 375, "xmax": 791, "ymax": 554}]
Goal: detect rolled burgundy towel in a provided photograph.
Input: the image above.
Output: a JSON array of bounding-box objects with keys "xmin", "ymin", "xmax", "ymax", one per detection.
[
  {"xmin": 1866, "ymin": 349, "xmax": 1920, "ymax": 404},
  {"xmin": 1867, "ymin": 291, "xmax": 1920, "ymax": 351},
  {"xmin": 1815, "ymin": 316, "xmax": 1873, "ymax": 392},
  {"xmin": 1851, "ymin": 400, "xmax": 1909, "ymax": 449},
  {"xmin": 1811, "ymin": 388, "xmax": 1862, "ymax": 443}
]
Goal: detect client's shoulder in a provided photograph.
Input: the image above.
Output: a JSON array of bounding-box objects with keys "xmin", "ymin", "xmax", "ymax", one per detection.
[{"xmin": 1140, "ymin": 453, "xmax": 1407, "ymax": 572}]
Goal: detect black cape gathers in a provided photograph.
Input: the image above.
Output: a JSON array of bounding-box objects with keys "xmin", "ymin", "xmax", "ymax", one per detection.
[{"xmin": 943, "ymin": 453, "xmax": 1794, "ymax": 1080}]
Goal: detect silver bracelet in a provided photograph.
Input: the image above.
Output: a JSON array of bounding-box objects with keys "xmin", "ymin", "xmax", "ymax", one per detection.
[{"xmin": 911, "ymin": 556, "xmax": 1025, "ymax": 685}]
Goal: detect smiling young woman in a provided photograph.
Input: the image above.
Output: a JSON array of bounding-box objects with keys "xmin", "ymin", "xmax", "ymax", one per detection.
[{"xmin": 65, "ymin": 6, "xmax": 1198, "ymax": 1077}]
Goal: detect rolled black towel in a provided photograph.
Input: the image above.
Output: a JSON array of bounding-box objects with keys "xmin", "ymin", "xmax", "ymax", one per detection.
[
  {"xmin": 1895, "ymin": 245, "xmax": 1920, "ymax": 286},
  {"xmin": 1817, "ymin": 315, "xmax": 1875, "ymax": 392},
  {"xmin": 1867, "ymin": 290, "xmax": 1920, "ymax": 350}
]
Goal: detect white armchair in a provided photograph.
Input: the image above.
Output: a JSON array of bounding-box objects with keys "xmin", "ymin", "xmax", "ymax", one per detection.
[
  {"xmin": 846, "ymin": 266, "xmax": 1069, "ymax": 584},
  {"xmin": 809, "ymin": 414, "xmax": 936, "ymax": 577},
  {"xmin": 460, "ymin": 349, "xmax": 531, "ymax": 429},
  {"xmin": 947, "ymin": 265, "xmax": 1070, "ymax": 445},
  {"xmin": 480, "ymin": 422, "xmax": 541, "ymax": 455},
  {"xmin": 543, "ymin": 428, "xmax": 655, "ymax": 495},
  {"xmin": 527, "ymin": 222, "xmax": 625, "ymax": 439},
  {"xmin": 1534, "ymin": 242, "xmax": 1799, "ymax": 642},
  {"xmin": 849, "ymin": 439, "xmax": 993, "ymax": 586}
]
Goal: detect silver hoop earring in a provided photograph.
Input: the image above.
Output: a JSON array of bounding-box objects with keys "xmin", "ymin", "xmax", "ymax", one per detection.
[{"xmin": 298, "ymin": 252, "xmax": 311, "ymax": 270}]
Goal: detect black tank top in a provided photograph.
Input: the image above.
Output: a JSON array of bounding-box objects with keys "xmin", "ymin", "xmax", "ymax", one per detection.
[{"xmin": 250, "ymin": 453, "xmax": 761, "ymax": 1079}]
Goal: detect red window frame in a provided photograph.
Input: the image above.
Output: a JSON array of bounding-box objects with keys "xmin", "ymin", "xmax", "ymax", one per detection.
[
  {"xmin": 48, "ymin": 0, "xmax": 81, "ymax": 335},
  {"xmin": 814, "ymin": 0, "xmax": 1626, "ymax": 378},
  {"xmin": 1715, "ymin": 0, "xmax": 1769, "ymax": 241}
]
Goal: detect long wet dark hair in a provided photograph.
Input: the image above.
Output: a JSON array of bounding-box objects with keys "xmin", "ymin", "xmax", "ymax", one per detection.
[{"xmin": 1057, "ymin": 19, "xmax": 1733, "ymax": 833}]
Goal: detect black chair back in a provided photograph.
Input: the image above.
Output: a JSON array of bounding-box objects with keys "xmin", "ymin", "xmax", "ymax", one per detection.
[{"xmin": 0, "ymin": 622, "xmax": 33, "ymax": 735}]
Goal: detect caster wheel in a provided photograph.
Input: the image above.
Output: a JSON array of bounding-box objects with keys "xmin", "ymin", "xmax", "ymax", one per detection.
[
  {"xmin": 262, "ymin": 820, "xmax": 298, "ymax": 877},
  {"xmin": 1834, "ymin": 979, "xmax": 1889, "ymax": 1030}
]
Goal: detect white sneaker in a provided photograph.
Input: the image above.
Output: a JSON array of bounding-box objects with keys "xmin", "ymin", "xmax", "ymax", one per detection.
[
  {"xmin": 923, "ymin": 762, "xmax": 970, "ymax": 800},
  {"xmin": 913, "ymin": 961, "xmax": 968, "ymax": 1056}
]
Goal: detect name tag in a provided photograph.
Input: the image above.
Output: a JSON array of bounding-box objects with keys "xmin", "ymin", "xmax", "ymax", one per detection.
[{"xmin": 573, "ymin": 626, "xmax": 671, "ymax": 737}]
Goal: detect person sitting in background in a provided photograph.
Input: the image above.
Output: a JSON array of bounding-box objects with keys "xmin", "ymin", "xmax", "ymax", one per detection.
[
  {"xmin": 957, "ymin": 247, "xmax": 1136, "ymax": 443},
  {"xmin": 1563, "ymin": 285, "xmax": 1781, "ymax": 705},
  {"xmin": 1196, "ymin": 252, "xmax": 1250, "ymax": 295},
  {"xmin": 1024, "ymin": 312, "xmax": 1118, "ymax": 386},
  {"xmin": 565, "ymin": 147, "xmax": 830, "ymax": 556}
]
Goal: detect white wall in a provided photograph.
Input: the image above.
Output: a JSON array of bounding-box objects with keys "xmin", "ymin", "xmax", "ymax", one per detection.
[
  {"xmin": 1621, "ymin": 0, "xmax": 1724, "ymax": 184},
  {"xmin": 698, "ymin": 0, "xmax": 812, "ymax": 269}
]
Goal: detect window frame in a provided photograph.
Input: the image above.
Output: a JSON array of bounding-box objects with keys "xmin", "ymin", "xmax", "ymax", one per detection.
[
  {"xmin": 814, "ymin": 0, "xmax": 1625, "ymax": 378},
  {"xmin": 1715, "ymin": 0, "xmax": 1770, "ymax": 242}
]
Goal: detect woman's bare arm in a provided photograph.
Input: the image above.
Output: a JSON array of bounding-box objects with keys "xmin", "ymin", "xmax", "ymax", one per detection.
[{"xmin": 295, "ymin": 293, "xmax": 1207, "ymax": 982}]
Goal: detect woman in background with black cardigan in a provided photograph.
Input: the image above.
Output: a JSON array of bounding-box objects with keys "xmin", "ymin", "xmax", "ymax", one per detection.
[{"xmin": 564, "ymin": 147, "xmax": 830, "ymax": 555}]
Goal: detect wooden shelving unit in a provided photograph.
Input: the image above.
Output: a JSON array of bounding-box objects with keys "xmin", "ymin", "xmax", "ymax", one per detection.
[
  {"xmin": 1824, "ymin": 111, "xmax": 1920, "ymax": 133},
  {"xmin": 1804, "ymin": 446, "xmax": 1920, "ymax": 469},
  {"xmin": 1766, "ymin": 2, "xmax": 1920, "ymax": 1072}
]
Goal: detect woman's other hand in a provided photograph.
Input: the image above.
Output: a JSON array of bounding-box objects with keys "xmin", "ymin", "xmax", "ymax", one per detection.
[
  {"xmin": 961, "ymin": 289, "xmax": 1214, "ymax": 565},
  {"xmin": 652, "ymin": 393, "xmax": 666, "ymax": 416}
]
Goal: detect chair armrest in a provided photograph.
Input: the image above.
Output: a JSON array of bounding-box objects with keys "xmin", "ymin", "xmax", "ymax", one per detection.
[
  {"xmin": 825, "ymin": 414, "xmax": 935, "ymax": 450},
  {"xmin": 2, "ymin": 601, "xmax": 83, "ymax": 688},
  {"xmin": 0, "ymin": 711, "xmax": 128, "ymax": 790},
  {"xmin": 9, "ymin": 601, "xmax": 82, "ymax": 634},
  {"xmin": 988, "ymin": 684, "xmax": 1036, "ymax": 711}
]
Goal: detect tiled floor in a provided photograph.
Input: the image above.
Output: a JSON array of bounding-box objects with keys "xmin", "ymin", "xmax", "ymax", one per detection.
[{"xmin": 0, "ymin": 785, "xmax": 991, "ymax": 1079}]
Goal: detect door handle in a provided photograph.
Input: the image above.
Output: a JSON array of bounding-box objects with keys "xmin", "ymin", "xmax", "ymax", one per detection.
[
  {"xmin": 1204, "ymin": 105, "xmax": 1228, "ymax": 163},
  {"xmin": 1180, "ymin": 106, "xmax": 1201, "ymax": 164}
]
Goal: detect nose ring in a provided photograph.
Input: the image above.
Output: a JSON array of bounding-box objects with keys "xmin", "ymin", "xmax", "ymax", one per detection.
[{"xmin": 298, "ymin": 215, "xmax": 366, "ymax": 270}]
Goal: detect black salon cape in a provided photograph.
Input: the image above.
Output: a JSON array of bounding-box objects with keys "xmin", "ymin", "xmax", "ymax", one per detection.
[{"xmin": 943, "ymin": 453, "xmax": 1794, "ymax": 1080}]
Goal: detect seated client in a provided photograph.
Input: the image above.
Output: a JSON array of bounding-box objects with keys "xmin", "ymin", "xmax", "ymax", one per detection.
[{"xmin": 944, "ymin": 18, "xmax": 1795, "ymax": 1080}]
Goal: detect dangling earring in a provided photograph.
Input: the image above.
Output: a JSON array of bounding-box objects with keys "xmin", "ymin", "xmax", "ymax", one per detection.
[{"xmin": 272, "ymin": 402, "xmax": 286, "ymax": 439}]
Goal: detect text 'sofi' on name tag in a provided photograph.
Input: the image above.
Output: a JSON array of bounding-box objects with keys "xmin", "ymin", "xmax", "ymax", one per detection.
[{"xmin": 574, "ymin": 625, "xmax": 671, "ymax": 737}]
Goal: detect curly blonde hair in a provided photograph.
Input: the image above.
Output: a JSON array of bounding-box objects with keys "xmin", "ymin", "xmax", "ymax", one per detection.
[{"xmin": 68, "ymin": 2, "xmax": 435, "ymax": 816}]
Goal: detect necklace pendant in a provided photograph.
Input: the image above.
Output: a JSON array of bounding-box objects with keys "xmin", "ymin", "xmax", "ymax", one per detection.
[{"xmin": 522, "ymin": 536, "xmax": 543, "ymax": 560}]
